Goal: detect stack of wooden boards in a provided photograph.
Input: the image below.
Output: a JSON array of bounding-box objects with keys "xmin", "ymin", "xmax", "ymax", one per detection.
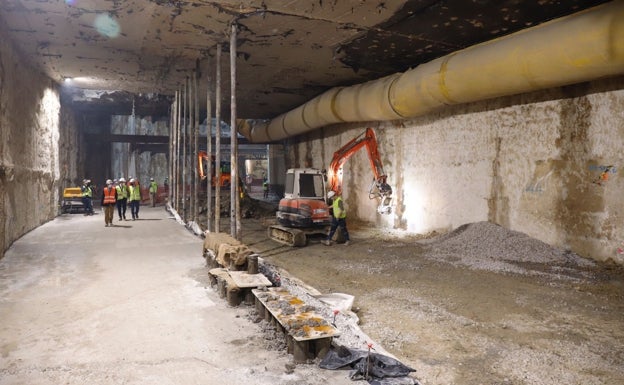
[{"xmin": 203, "ymin": 232, "xmax": 339, "ymax": 362}]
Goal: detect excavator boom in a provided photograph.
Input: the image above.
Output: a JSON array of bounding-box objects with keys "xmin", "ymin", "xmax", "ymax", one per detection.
[
  {"xmin": 328, "ymin": 128, "xmax": 393, "ymax": 214},
  {"xmin": 198, "ymin": 150, "xmax": 231, "ymax": 187}
]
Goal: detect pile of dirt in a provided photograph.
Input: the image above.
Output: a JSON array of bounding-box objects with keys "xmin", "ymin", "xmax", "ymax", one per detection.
[{"xmin": 419, "ymin": 221, "xmax": 596, "ymax": 278}]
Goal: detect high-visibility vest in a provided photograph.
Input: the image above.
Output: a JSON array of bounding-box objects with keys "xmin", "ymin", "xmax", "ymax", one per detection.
[
  {"xmin": 103, "ymin": 186, "xmax": 116, "ymax": 205},
  {"xmin": 82, "ymin": 186, "xmax": 92, "ymax": 198},
  {"xmin": 332, "ymin": 196, "xmax": 346, "ymax": 219},
  {"xmin": 149, "ymin": 181, "xmax": 158, "ymax": 193},
  {"xmin": 129, "ymin": 185, "xmax": 141, "ymax": 201},
  {"xmin": 116, "ymin": 185, "xmax": 128, "ymax": 200}
]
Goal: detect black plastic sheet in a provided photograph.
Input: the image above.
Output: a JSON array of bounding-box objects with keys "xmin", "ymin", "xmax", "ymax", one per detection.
[{"xmin": 319, "ymin": 345, "xmax": 420, "ymax": 385}]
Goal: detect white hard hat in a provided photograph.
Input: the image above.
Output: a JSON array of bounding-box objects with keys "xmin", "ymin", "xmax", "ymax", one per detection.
[
  {"xmin": 106, "ymin": 179, "xmax": 113, "ymax": 185},
  {"xmin": 119, "ymin": 178, "xmax": 126, "ymax": 182},
  {"xmin": 129, "ymin": 178, "xmax": 135, "ymax": 183},
  {"xmin": 327, "ymin": 191, "xmax": 335, "ymax": 199},
  {"xmin": 150, "ymin": 177, "xmax": 154, "ymax": 181}
]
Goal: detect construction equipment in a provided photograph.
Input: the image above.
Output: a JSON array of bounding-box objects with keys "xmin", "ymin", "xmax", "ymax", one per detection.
[
  {"xmin": 198, "ymin": 150, "xmax": 232, "ymax": 187},
  {"xmin": 326, "ymin": 127, "xmax": 393, "ymax": 214},
  {"xmin": 61, "ymin": 187, "xmax": 85, "ymax": 213},
  {"xmin": 268, "ymin": 127, "xmax": 393, "ymax": 246}
]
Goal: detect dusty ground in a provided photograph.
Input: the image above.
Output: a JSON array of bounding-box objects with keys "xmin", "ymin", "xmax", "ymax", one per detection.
[
  {"xmin": 235, "ymin": 215, "xmax": 624, "ymax": 385},
  {"xmin": 0, "ymin": 207, "xmax": 358, "ymax": 385}
]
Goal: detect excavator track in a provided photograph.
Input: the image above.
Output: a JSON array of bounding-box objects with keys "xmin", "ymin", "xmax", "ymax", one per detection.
[{"xmin": 268, "ymin": 225, "xmax": 307, "ymax": 247}]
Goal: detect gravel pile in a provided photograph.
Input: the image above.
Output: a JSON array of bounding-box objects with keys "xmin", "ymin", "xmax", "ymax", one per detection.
[{"xmin": 419, "ymin": 221, "xmax": 595, "ymax": 278}]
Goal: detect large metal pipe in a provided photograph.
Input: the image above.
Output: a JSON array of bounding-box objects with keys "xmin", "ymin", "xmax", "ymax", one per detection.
[{"xmin": 240, "ymin": 1, "xmax": 624, "ymax": 143}]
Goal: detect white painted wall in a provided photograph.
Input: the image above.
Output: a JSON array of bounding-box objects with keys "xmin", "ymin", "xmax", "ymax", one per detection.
[{"xmin": 289, "ymin": 77, "xmax": 624, "ymax": 264}]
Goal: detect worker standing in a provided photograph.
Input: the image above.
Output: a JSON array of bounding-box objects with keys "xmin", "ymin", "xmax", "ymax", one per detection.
[
  {"xmin": 149, "ymin": 178, "xmax": 158, "ymax": 207},
  {"xmin": 134, "ymin": 178, "xmax": 142, "ymax": 218},
  {"xmin": 262, "ymin": 178, "xmax": 269, "ymax": 199},
  {"xmin": 128, "ymin": 178, "xmax": 142, "ymax": 220},
  {"xmin": 101, "ymin": 179, "xmax": 118, "ymax": 227},
  {"xmin": 116, "ymin": 177, "xmax": 128, "ymax": 221},
  {"xmin": 323, "ymin": 190, "xmax": 350, "ymax": 246},
  {"xmin": 81, "ymin": 179, "xmax": 94, "ymax": 216}
]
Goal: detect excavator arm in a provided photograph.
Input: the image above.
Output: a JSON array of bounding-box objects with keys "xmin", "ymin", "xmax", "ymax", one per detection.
[
  {"xmin": 198, "ymin": 151, "xmax": 231, "ymax": 187},
  {"xmin": 328, "ymin": 128, "xmax": 393, "ymax": 214},
  {"xmin": 198, "ymin": 151, "xmax": 209, "ymax": 181}
]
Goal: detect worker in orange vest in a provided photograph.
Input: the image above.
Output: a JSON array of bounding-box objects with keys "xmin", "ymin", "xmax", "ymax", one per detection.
[{"xmin": 101, "ymin": 179, "xmax": 118, "ymax": 227}]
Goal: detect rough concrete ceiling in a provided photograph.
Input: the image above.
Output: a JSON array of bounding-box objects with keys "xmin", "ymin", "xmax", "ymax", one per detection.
[{"xmin": 0, "ymin": 0, "xmax": 610, "ymax": 118}]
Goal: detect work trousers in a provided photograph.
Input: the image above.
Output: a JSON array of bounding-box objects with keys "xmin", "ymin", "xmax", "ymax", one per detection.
[
  {"xmin": 104, "ymin": 204, "xmax": 115, "ymax": 225},
  {"xmin": 116, "ymin": 198, "xmax": 127, "ymax": 219},
  {"xmin": 150, "ymin": 191, "xmax": 156, "ymax": 207},
  {"xmin": 129, "ymin": 200, "xmax": 140, "ymax": 219},
  {"xmin": 82, "ymin": 197, "xmax": 93, "ymax": 214},
  {"xmin": 327, "ymin": 217, "xmax": 350, "ymax": 242}
]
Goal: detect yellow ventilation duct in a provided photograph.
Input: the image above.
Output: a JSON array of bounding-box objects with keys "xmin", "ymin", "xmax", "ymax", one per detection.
[{"xmin": 239, "ymin": 1, "xmax": 624, "ymax": 143}]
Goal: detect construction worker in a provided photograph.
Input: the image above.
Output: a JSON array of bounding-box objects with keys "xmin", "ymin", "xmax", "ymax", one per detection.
[
  {"xmin": 116, "ymin": 177, "xmax": 128, "ymax": 221},
  {"xmin": 133, "ymin": 177, "xmax": 142, "ymax": 218},
  {"xmin": 81, "ymin": 179, "xmax": 94, "ymax": 215},
  {"xmin": 262, "ymin": 178, "xmax": 269, "ymax": 199},
  {"xmin": 149, "ymin": 177, "xmax": 158, "ymax": 207},
  {"xmin": 101, "ymin": 179, "xmax": 118, "ymax": 227},
  {"xmin": 323, "ymin": 190, "xmax": 350, "ymax": 246},
  {"xmin": 128, "ymin": 178, "xmax": 142, "ymax": 220}
]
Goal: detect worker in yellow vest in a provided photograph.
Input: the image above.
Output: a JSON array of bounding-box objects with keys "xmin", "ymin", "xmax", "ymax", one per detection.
[
  {"xmin": 81, "ymin": 179, "xmax": 94, "ymax": 216},
  {"xmin": 149, "ymin": 178, "xmax": 158, "ymax": 207},
  {"xmin": 116, "ymin": 178, "xmax": 128, "ymax": 221},
  {"xmin": 323, "ymin": 190, "xmax": 350, "ymax": 246},
  {"xmin": 128, "ymin": 178, "xmax": 142, "ymax": 220}
]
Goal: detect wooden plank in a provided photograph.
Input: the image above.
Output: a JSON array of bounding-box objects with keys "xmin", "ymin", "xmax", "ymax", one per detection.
[
  {"xmin": 229, "ymin": 271, "xmax": 272, "ymax": 288},
  {"xmin": 252, "ymin": 287, "xmax": 340, "ymax": 342}
]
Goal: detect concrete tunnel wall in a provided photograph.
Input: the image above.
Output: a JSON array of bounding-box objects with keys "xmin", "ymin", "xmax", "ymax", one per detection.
[
  {"xmin": 0, "ymin": 21, "xmax": 81, "ymax": 259},
  {"xmin": 287, "ymin": 76, "xmax": 624, "ymax": 264},
  {"xmin": 110, "ymin": 115, "xmax": 169, "ymax": 187}
]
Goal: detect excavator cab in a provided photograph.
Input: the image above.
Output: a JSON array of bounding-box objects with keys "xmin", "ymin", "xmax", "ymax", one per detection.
[
  {"xmin": 284, "ymin": 169, "xmax": 325, "ymax": 200},
  {"xmin": 278, "ymin": 169, "xmax": 331, "ymax": 228}
]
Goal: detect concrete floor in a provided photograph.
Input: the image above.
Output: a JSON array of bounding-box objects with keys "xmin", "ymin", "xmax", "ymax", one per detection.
[{"xmin": 0, "ymin": 206, "xmax": 354, "ymax": 385}]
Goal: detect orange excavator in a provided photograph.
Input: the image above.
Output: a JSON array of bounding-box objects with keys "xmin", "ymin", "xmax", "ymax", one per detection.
[
  {"xmin": 268, "ymin": 127, "xmax": 393, "ymax": 246},
  {"xmin": 198, "ymin": 150, "xmax": 232, "ymax": 187}
]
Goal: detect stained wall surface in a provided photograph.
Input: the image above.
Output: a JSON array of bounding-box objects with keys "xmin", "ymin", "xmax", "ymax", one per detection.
[
  {"xmin": 111, "ymin": 115, "xmax": 169, "ymax": 186},
  {"xmin": 0, "ymin": 22, "xmax": 80, "ymax": 258},
  {"xmin": 288, "ymin": 77, "xmax": 624, "ymax": 264}
]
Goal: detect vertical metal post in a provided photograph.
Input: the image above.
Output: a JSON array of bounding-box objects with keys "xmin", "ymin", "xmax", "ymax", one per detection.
[
  {"xmin": 194, "ymin": 68, "xmax": 200, "ymax": 223},
  {"xmin": 187, "ymin": 75, "xmax": 192, "ymax": 220},
  {"xmin": 175, "ymin": 92, "xmax": 180, "ymax": 210},
  {"xmin": 182, "ymin": 76, "xmax": 188, "ymax": 220},
  {"xmin": 189, "ymin": 72, "xmax": 195, "ymax": 221},
  {"xmin": 206, "ymin": 59, "xmax": 213, "ymax": 232},
  {"xmin": 168, "ymin": 95, "xmax": 175, "ymax": 207},
  {"xmin": 230, "ymin": 24, "xmax": 241, "ymax": 240},
  {"xmin": 175, "ymin": 88, "xmax": 181, "ymax": 211},
  {"xmin": 168, "ymin": 98, "xmax": 172, "ymax": 207},
  {"xmin": 215, "ymin": 44, "xmax": 222, "ymax": 233}
]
